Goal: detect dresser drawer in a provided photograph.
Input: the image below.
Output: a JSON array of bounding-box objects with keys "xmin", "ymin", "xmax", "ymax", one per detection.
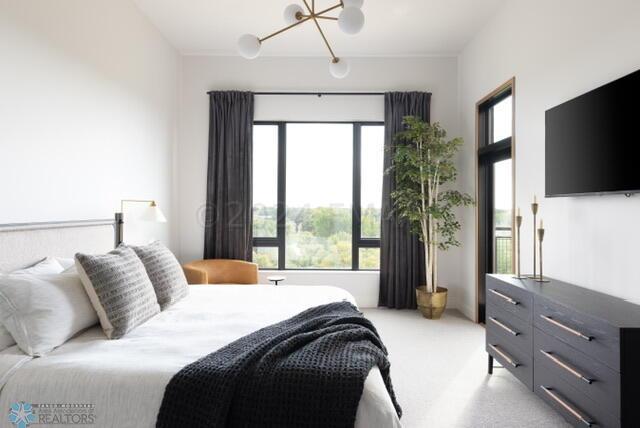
[
  {"xmin": 534, "ymin": 328, "xmax": 620, "ymax": 419},
  {"xmin": 486, "ymin": 276, "xmax": 532, "ymax": 323},
  {"xmin": 535, "ymin": 366, "xmax": 619, "ymax": 428},
  {"xmin": 487, "ymin": 331, "xmax": 533, "ymax": 390},
  {"xmin": 534, "ymin": 297, "xmax": 620, "ymax": 371},
  {"xmin": 487, "ymin": 302, "xmax": 532, "ymax": 354}
]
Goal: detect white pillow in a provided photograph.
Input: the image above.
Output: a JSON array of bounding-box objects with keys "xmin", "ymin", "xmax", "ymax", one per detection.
[
  {"xmin": 0, "ymin": 274, "xmax": 15, "ymax": 351},
  {"xmin": 0, "ymin": 258, "xmax": 67, "ymax": 351},
  {"xmin": 0, "ymin": 324, "xmax": 16, "ymax": 351},
  {"xmin": 54, "ymin": 258, "xmax": 76, "ymax": 271},
  {"xmin": 0, "ymin": 262, "xmax": 60, "ymax": 352},
  {"xmin": 0, "ymin": 273, "xmax": 98, "ymax": 356},
  {"xmin": 12, "ymin": 257, "xmax": 64, "ymax": 275}
]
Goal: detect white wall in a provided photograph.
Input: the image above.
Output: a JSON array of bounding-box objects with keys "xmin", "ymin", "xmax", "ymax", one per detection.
[
  {"xmin": 177, "ymin": 55, "xmax": 462, "ymax": 307},
  {"xmin": 0, "ymin": 0, "xmax": 179, "ymax": 247},
  {"xmin": 458, "ymin": 0, "xmax": 640, "ymax": 318}
]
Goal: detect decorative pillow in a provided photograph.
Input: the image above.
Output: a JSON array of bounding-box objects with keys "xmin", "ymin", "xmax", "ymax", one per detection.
[
  {"xmin": 0, "ymin": 273, "xmax": 98, "ymax": 356},
  {"xmin": 11, "ymin": 257, "xmax": 64, "ymax": 275},
  {"xmin": 75, "ymin": 247, "xmax": 160, "ymax": 339},
  {"xmin": 129, "ymin": 241, "xmax": 188, "ymax": 310},
  {"xmin": 0, "ymin": 324, "xmax": 16, "ymax": 351}
]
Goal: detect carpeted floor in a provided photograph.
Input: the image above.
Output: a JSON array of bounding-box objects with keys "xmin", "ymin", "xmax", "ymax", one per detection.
[{"xmin": 363, "ymin": 308, "xmax": 570, "ymax": 428}]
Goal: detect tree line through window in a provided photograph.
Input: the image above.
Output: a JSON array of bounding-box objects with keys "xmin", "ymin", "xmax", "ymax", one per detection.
[{"xmin": 252, "ymin": 122, "xmax": 384, "ymax": 270}]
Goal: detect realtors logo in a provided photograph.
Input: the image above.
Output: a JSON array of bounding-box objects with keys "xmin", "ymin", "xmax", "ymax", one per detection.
[
  {"xmin": 8, "ymin": 402, "xmax": 35, "ymax": 428},
  {"xmin": 8, "ymin": 403, "xmax": 95, "ymax": 426}
]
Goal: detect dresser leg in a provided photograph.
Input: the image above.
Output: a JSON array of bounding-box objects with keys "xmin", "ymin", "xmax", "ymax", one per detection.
[{"xmin": 488, "ymin": 354, "xmax": 493, "ymax": 375}]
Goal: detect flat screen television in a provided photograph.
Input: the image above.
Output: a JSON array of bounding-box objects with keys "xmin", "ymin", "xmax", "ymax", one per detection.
[{"xmin": 545, "ymin": 68, "xmax": 640, "ymax": 197}]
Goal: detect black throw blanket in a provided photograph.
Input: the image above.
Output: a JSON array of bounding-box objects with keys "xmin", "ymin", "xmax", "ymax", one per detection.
[{"xmin": 156, "ymin": 301, "xmax": 401, "ymax": 428}]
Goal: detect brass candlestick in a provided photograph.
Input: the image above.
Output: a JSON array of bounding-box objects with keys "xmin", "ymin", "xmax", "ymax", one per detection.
[
  {"xmin": 535, "ymin": 225, "xmax": 550, "ymax": 283},
  {"xmin": 529, "ymin": 201, "xmax": 539, "ymax": 279},
  {"xmin": 513, "ymin": 213, "xmax": 527, "ymax": 279}
]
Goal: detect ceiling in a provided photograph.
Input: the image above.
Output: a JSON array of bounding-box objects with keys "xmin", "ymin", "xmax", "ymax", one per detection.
[{"xmin": 134, "ymin": 0, "xmax": 505, "ymax": 57}]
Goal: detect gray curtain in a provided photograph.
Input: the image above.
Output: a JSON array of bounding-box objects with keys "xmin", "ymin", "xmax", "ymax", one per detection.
[
  {"xmin": 379, "ymin": 92, "xmax": 431, "ymax": 309},
  {"xmin": 203, "ymin": 91, "xmax": 254, "ymax": 261}
]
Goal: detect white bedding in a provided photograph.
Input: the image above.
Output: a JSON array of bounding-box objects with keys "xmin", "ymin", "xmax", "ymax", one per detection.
[{"xmin": 0, "ymin": 285, "xmax": 401, "ymax": 428}]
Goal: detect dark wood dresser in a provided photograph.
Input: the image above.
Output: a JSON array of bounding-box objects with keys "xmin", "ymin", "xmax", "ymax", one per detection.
[{"xmin": 486, "ymin": 274, "xmax": 640, "ymax": 427}]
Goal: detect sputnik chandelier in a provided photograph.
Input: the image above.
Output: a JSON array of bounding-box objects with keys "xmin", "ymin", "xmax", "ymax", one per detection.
[{"xmin": 237, "ymin": 0, "xmax": 365, "ymax": 79}]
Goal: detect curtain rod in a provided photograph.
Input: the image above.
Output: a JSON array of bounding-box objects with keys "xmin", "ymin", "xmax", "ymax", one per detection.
[{"xmin": 207, "ymin": 91, "xmax": 385, "ymax": 96}]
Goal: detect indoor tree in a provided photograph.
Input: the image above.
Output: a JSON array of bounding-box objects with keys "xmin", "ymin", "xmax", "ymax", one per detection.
[{"xmin": 389, "ymin": 116, "xmax": 474, "ymax": 294}]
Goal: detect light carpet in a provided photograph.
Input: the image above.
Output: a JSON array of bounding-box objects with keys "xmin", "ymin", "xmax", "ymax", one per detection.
[{"xmin": 362, "ymin": 308, "xmax": 570, "ymax": 428}]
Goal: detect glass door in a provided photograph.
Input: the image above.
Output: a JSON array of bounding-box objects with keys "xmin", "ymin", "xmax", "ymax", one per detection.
[
  {"xmin": 493, "ymin": 159, "xmax": 513, "ymax": 274},
  {"xmin": 477, "ymin": 86, "xmax": 514, "ymax": 323}
]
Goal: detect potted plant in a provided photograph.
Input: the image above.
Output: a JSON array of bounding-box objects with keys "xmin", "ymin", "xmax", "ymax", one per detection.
[{"xmin": 388, "ymin": 117, "xmax": 474, "ymax": 319}]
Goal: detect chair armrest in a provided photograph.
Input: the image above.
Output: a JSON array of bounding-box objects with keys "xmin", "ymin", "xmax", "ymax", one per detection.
[
  {"xmin": 183, "ymin": 264, "xmax": 209, "ymax": 285},
  {"xmin": 183, "ymin": 259, "xmax": 259, "ymax": 284}
]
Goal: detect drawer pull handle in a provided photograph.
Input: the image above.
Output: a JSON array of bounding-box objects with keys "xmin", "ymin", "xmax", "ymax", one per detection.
[
  {"xmin": 540, "ymin": 350, "xmax": 593, "ymax": 384},
  {"xmin": 488, "ymin": 344, "xmax": 519, "ymax": 368},
  {"xmin": 489, "ymin": 289, "xmax": 519, "ymax": 305},
  {"xmin": 489, "ymin": 317, "xmax": 520, "ymax": 336},
  {"xmin": 540, "ymin": 315, "xmax": 593, "ymax": 342},
  {"xmin": 540, "ymin": 386, "xmax": 593, "ymax": 427}
]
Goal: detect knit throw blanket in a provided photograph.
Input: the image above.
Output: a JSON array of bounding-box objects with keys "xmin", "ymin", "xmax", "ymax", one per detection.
[{"xmin": 156, "ymin": 301, "xmax": 401, "ymax": 428}]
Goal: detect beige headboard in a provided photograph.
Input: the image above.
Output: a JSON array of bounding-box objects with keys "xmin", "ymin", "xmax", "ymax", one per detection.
[{"xmin": 0, "ymin": 219, "xmax": 115, "ymax": 272}]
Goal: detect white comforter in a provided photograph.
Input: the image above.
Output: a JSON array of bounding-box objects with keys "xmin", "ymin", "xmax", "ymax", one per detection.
[{"xmin": 0, "ymin": 285, "xmax": 401, "ymax": 428}]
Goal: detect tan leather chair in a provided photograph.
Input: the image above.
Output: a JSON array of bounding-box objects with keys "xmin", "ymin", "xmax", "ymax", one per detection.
[{"xmin": 182, "ymin": 259, "xmax": 259, "ymax": 285}]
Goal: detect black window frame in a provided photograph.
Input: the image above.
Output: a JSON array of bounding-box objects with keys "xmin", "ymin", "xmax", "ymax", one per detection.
[
  {"xmin": 252, "ymin": 121, "xmax": 383, "ymax": 271},
  {"xmin": 477, "ymin": 87, "xmax": 513, "ymax": 323},
  {"xmin": 478, "ymin": 89, "xmax": 512, "ymax": 149}
]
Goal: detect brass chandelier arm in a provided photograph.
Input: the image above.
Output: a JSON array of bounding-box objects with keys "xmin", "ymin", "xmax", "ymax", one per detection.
[
  {"xmin": 301, "ymin": 2, "xmax": 344, "ymax": 21},
  {"xmin": 304, "ymin": 15, "xmax": 338, "ymax": 21},
  {"xmin": 314, "ymin": 3, "xmax": 343, "ymax": 17},
  {"xmin": 302, "ymin": 0, "xmax": 338, "ymax": 60},
  {"xmin": 259, "ymin": 15, "xmax": 313, "ymax": 43}
]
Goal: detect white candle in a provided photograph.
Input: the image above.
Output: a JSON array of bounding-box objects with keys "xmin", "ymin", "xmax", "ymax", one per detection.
[
  {"xmin": 540, "ymin": 219, "xmax": 544, "ymax": 229},
  {"xmin": 534, "ymin": 194, "xmax": 538, "ymax": 204},
  {"xmin": 517, "ymin": 207, "xmax": 521, "ymax": 217}
]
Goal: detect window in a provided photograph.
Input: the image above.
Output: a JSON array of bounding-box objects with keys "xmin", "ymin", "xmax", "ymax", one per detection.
[
  {"xmin": 477, "ymin": 84, "xmax": 514, "ymax": 323},
  {"xmin": 356, "ymin": 125, "xmax": 384, "ymax": 270},
  {"xmin": 360, "ymin": 126, "xmax": 384, "ymax": 239},
  {"xmin": 491, "ymin": 96, "xmax": 512, "ymax": 143},
  {"xmin": 252, "ymin": 122, "xmax": 384, "ymax": 270},
  {"xmin": 252, "ymin": 125, "xmax": 279, "ymax": 239}
]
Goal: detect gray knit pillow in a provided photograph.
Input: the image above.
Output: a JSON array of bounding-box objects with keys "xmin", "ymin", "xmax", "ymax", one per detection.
[
  {"xmin": 129, "ymin": 241, "xmax": 188, "ymax": 310},
  {"xmin": 75, "ymin": 246, "xmax": 160, "ymax": 339}
]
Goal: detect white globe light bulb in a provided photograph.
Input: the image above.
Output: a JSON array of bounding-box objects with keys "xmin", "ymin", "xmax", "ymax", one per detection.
[
  {"xmin": 342, "ymin": 0, "xmax": 364, "ymax": 8},
  {"xmin": 338, "ymin": 7, "xmax": 364, "ymax": 35},
  {"xmin": 283, "ymin": 4, "xmax": 304, "ymax": 25},
  {"xmin": 329, "ymin": 58, "xmax": 350, "ymax": 79},
  {"xmin": 237, "ymin": 34, "xmax": 261, "ymax": 59}
]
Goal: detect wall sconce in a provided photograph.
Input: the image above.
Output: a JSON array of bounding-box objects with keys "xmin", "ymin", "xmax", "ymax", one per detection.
[{"xmin": 114, "ymin": 199, "xmax": 166, "ymax": 247}]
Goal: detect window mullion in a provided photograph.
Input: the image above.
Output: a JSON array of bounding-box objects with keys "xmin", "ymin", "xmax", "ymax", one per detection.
[
  {"xmin": 356, "ymin": 238, "xmax": 380, "ymax": 248},
  {"xmin": 277, "ymin": 122, "xmax": 286, "ymax": 270},
  {"xmin": 488, "ymin": 107, "xmax": 495, "ymax": 145},
  {"xmin": 352, "ymin": 123, "xmax": 361, "ymax": 270}
]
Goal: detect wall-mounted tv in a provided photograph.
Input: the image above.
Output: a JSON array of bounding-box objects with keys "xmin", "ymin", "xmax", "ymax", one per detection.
[{"xmin": 545, "ymin": 68, "xmax": 640, "ymax": 197}]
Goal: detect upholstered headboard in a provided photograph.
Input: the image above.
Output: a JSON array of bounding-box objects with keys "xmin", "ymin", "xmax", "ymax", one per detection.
[{"xmin": 0, "ymin": 219, "xmax": 115, "ymax": 272}]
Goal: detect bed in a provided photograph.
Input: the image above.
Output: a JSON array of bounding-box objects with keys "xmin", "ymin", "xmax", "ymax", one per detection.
[{"xmin": 0, "ymin": 220, "xmax": 401, "ymax": 428}]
